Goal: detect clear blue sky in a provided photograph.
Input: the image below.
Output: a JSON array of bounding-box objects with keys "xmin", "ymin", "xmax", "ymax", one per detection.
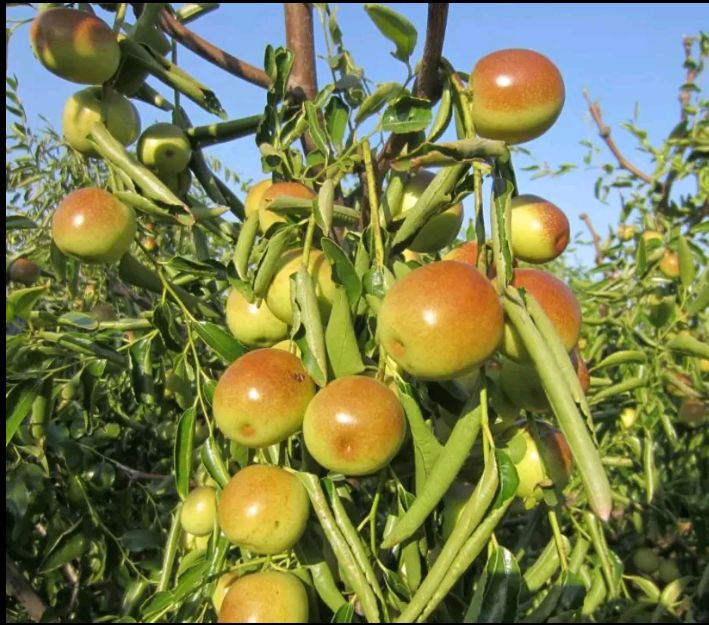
[{"xmin": 7, "ymin": 4, "xmax": 707, "ymax": 266}]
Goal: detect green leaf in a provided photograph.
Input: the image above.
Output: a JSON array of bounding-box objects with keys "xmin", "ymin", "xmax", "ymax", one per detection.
[
  {"xmin": 332, "ymin": 602, "xmax": 355, "ymax": 623},
  {"xmin": 6, "ymin": 285, "xmax": 47, "ymax": 322},
  {"xmin": 325, "ymin": 288, "xmax": 365, "ymax": 378},
  {"xmin": 316, "ymin": 178, "xmax": 335, "ymax": 236},
  {"xmin": 175, "ymin": 407, "xmax": 196, "ymax": 499},
  {"xmin": 382, "ymin": 95, "xmax": 432, "ymax": 134},
  {"xmin": 121, "ymin": 529, "xmax": 162, "ymax": 553},
  {"xmin": 233, "ymin": 211, "xmax": 260, "ymax": 280},
  {"xmin": 677, "ymin": 235, "xmax": 695, "ymax": 288},
  {"xmin": 294, "ymin": 267, "xmax": 328, "ymax": 387},
  {"xmin": 495, "ymin": 450, "xmax": 519, "ymax": 507},
  {"xmin": 153, "ymin": 302, "xmax": 183, "ymax": 352},
  {"xmin": 325, "ymin": 95, "xmax": 349, "ymax": 148},
  {"xmin": 40, "ymin": 533, "xmax": 89, "ymax": 573},
  {"xmin": 6, "ymin": 381, "xmax": 40, "ymax": 447},
  {"xmin": 305, "ymin": 101, "xmax": 330, "ymax": 155},
  {"xmin": 355, "ymin": 81, "xmax": 402, "ymax": 125},
  {"xmin": 321, "ymin": 238, "xmax": 362, "ymax": 306},
  {"xmin": 475, "ymin": 547, "xmax": 522, "ymax": 623},
  {"xmin": 399, "ymin": 390, "xmax": 443, "ymax": 495},
  {"xmin": 192, "ymin": 321, "xmax": 245, "ymax": 363},
  {"xmin": 201, "ymin": 437, "xmax": 231, "ymax": 488},
  {"xmin": 58, "ymin": 311, "xmax": 99, "ymax": 331},
  {"xmin": 364, "ymin": 4, "xmax": 418, "ymax": 62},
  {"xmin": 6, "ymin": 215, "xmax": 38, "ymax": 229}
]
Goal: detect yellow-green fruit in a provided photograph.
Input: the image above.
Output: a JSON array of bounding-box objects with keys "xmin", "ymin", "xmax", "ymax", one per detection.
[
  {"xmin": 502, "ymin": 268, "xmax": 582, "ymax": 362},
  {"xmin": 505, "ymin": 421, "xmax": 572, "ymax": 509},
  {"xmin": 633, "ymin": 547, "xmax": 660, "ymax": 574},
  {"xmin": 395, "ymin": 170, "xmax": 464, "ymax": 253},
  {"xmin": 265, "ymin": 249, "xmax": 337, "ymax": 325},
  {"xmin": 259, "ymin": 181, "xmax": 315, "ymax": 233},
  {"xmin": 218, "ymin": 465, "xmax": 310, "ymax": 555},
  {"xmin": 659, "ymin": 252, "xmax": 680, "ymax": 279},
  {"xmin": 213, "ymin": 348, "xmax": 315, "ymax": 447},
  {"xmin": 62, "ymin": 86, "xmax": 141, "ymax": 157},
  {"xmin": 158, "ymin": 169, "xmax": 192, "ymax": 198},
  {"xmin": 642, "ymin": 231, "xmax": 663, "ymax": 243},
  {"xmin": 30, "ymin": 8, "xmax": 120, "ymax": 85},
  {"xmin": 244, "ymin": 179, "xmax": 272, "ymax": 218},
  {"xmin": 510, "ymin": 194, "xmax": 569, "ymax": 263},
  {"xmin": 619, "ymin": 406, "xmax": 637, "ymax": 430},
  {"xmin": 212, "ymin": 571, "xmax": 239, "ymax": 613},
  {"xmin": 303, "ymin": 376, "xmax": 407, "ymax": 476},
  {"xmin": 378, "ymin": 261, "xmax": 504, "ymax": 380},
  {"xmin": 498, "ymin": 358, "xmax": 550, "ymax": 413},
  {"xmin": 617, "ymin": 224, "xmax": 636, "ymax": 241},
  {"xmin": 8, "ymin": 258, "xmax": 41, "ymax": 285},
  {"xmin": 272, "ymin": 339, "xmax": 302, "ymax": 357},
  {"xmin": 137, "ymin": 123, "xmax": 192, "ymax": 176},
  {"xmin": 52, "ymin": 188, "xmax": 136, "ymax": 264},
  {"xmin": 218, "ymin": 571, "xmax": 308, "ymax": 624},
  {"xmin": 699, "ymin": 358, "xmax": 709, "ymax": 373},
  {"xmin": 225, "ymin": 289, "xmax": 288, "ymax": 347},
  {"xmin": 471, "ymin": 48, "xmax": 565, "ymax": 144},
  {"xmin": 658, "ymin": 559, "xmax": 681, "ymax": 584},
  {"xmin": 180, "ymin": 486, "xmax": 217, "ymax": 537},
  {"xmin": 442, "ymin": 482, "xmax": 474, "ymax": 541}
]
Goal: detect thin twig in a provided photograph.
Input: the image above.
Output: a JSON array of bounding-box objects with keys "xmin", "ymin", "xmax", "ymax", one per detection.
[
  {"xmin": 158, "ymin": 8, "xmax": 272, "ymax": 90},
  {"xmin": 34, "ymin": 523, "xmax": 80, "ymax": 612},
  {"xmin": 376, "ymin": 3, "xmax": 449, "ymax": 176},
  {"xmin": 6, "ymin": 553, "xmax": 46, "ymax": 622},
  {"xmin": 580, "ymin": 212, "xmax": 603, "ymax": 265},
  {"xmin": 583, "ymin": 90, "xmax": 654, "ymax": 185}
]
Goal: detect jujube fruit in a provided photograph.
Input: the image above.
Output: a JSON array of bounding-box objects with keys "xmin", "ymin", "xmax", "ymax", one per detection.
[
  {"xmin": 30, "ymin": 8, "xmax": 120, "ymax": 85},
  {"xmin": 303, "ymin": 376, "xmax": 407, "ymax": 476},
  {"xmin": 502, "ymin": 268, "xmax": 582, "ymax": 362},
  {"xmin": 8, "ymin": 258, "xmax": 41, "ymax": 285},
  {"xmin": 52, "ymin": 188, "xmax": 136, "ymax": 264},
  {"xmin": 62, "ymin": 86, "xmax": 141, "ymax": 157},
  {"xmin": 265, "ymin": 248, "xmax": 337, "ymax": 326},
  {"xmin": 378, "ymin": 261, "xmax": 504, "ymax": 380},
  {"xmin": 180, "ymin": 486, "xmax": 217, "ymax": 537},
  {"xmin": 213, "ymin": 348, "xmax": 315, "ymax": 447},
  {"xmin": 471, "ymin": 48, "xmax": 565, "ymax": 144},
  {"xmin": 259, "ymin": 181, "xmax": 315, "ymax": 233},
  {"xmin": 510, "ymin": 194, "xmax": 570, "ymax": 263},
  {"xmin": 225, "ymin": 288, "xmax": 288, "ymax": 348},
  {"xmin": 218, "ymin": 571, "xmax": 308, "ymax": 623},
  {"xmin": 218, "ymin": 465, "xmax": 310, "ymax": 555},
  {"xmin": 137, "ymin": 123, "xmax": 192, "ymax": 176}
]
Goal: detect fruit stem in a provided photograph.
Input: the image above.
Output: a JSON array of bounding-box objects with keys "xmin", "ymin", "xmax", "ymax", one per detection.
[
  {"xmin": 547, "ymin": 508, "xmax": 569, "ymax": 571},
  {"xmin": 361, "ymin": 139, "xmax": 385, "ymax": 267}
]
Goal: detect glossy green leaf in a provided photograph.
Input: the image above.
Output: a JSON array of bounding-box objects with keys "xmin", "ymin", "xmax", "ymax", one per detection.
[
  {"xmin": 382, "ymin": 95, "xmax": 432, "ymax": 134},
  {"xmin": 364, "ymin": 4, "xmax": 418, "ymax": 62},
  {"xmin": 192, "ymin": 321, "xmax": 245, "ymax": 363},
  {"xmin": 355, "ymin": 81, "xmax": 402, "ymax": 125},
  {"xmin": 325, "ymin": 288, "xmax": 365, "ymax": 379},
  {"xmin": 321, "ymin": 238, "xmax": 362, "ymax": 306},
  {"xmin": 175, "ymin": 407, "xmax": 196, "ymax": 499},
  {"xmin": 6, "ymin": 381, "xmax": 40, "ymax": 447}
]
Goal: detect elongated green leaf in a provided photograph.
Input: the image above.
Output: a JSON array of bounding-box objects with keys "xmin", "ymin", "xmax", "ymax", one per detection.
[
  {"xmin": 294, "ymin": 267, "xmax": 328, "ymax": 387},
  {"xmin": 305, "ymin": 101, "xmax": 330, "ymax": 155},
  {"xmin": 6, "ymin": 215, "xmax": 37, "ymax": 229},
  {"xmin": 477, "ymin": 547, "xmax": 522, "ymax": 623},
  {"xmin": 316, "ymin": 178, "xmax": 335, "ymax": 236},
  {"xmin": 192, "ymin": 321, "xmax": 245, "ymax": 363},
  {"xmin": 175, "ymin": 407, "xmax": 196, "ymax": 499},
  {"xmin": 6, "ymin": 285, "xmax": 47, "ymax": 322},
  {"xmin": 355, "ymin": 81, "xmax": 402, "ymax": 125},
  {"xmin": 321, "ymin": 238, "xmax": 362, "ymax": 306},
  {"xmin": 325, "ymin": 95, "xmax": 349, "ymax": 148},
  {"xmin": 677, "ymin": 235, "xmax": 695, "ymax": 288},
  {"xmin": 6, "ymin": 381, "xmax": 40, "ymax": 446},
  {"xmin": 233, "ymin": 212, "xmax": 260, "ymax": 280},
  {"xmin": 253, "ymin": 228, "xmax": 293, "ymax": 298},
  {"xmin": 200, "ymin": 437, "xmax": 231, "ymax": 488},
  {"xmin": 364, "ymin": 4, "xmax": 418, "ymax": 62},
  {"xmin": 325, "ymin": 288, "xmax": 365, "ymax": 379}
]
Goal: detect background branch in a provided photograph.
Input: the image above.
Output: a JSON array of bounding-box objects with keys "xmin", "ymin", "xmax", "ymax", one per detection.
[
  {"xmin": 6, "ymin": 553, "xmax": 46, "ymax": 622},
  {"xmin": 580, "ymin": 212, "xmax": 604, "ymax": 265},
  {"xmin": 583, "ymin": 90, "xmax": 654, "ymax": 185}
]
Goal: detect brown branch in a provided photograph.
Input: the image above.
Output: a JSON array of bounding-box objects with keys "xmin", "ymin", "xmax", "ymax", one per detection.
[
  {"xmin": 414, "ymin": 4, "xmax": 449, "ymax": 100},
  {"xmin": 376, "ymin": 3, "xmax": 450, "ymax": 176},
  {"xmin": 6, "ymin": 553, "xmax": 46, "ymax": 622},
  {"xmin": 583, "ymin": 90, "xmax": 654, "ymax": 185},
  {"xmin": 580, "ymin": 212, "xmax": 603, "ymax": 265},
  {"xmin": 284, "ymin": 4, "xmax": 318, "ymax": 102},
  {"xmin": 679, "ymin": 35, "xmax": 698, "ymax": 119},
  {"xmin": 158, "ymin": 9, "xmax": 272, "ymax": 90}
]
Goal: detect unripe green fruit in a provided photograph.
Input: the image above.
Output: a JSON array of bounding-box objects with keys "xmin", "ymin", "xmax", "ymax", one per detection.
[
  {"xmin": 303, "ymin": 376, "xmax": 407, "ymax": 476},
  {"xmin": 137, "ymin": 123, "xmax": 192, "ymax": 176},
  {"xmin": 617, "ymin": 224, "xmax": 636, "ymax": 241},
  {"xmin": 658, "ymin": 559, "xmax": 681, "ymax": 584},
  {"xmin": 378, "ymin": 261, "xmax": 504, "ymax": 380},
  {"xmin": 213, "ymin": 349, "xmax": 315, "ymax": 447},
  {"xmin": 633, "ymin": 547, "xmax": 660, "ymax": 574},
  {"xmin": 218, "ymin": 571, "xmax": 308, "ymax": 624},
  {"xmin": 218, "ymin": 465, "xmax": 310, "ymax": 555},
  {"xmin": 265, "ymin": 248, "xmax": 337, "ymax": 326},
  {"xmin": 62, "ymin": 86, "xmax": 141, "ymax": 157},
  {"xmin": 180, "ymin": 486, "xmax": 217, "ymax": 537},
  {"xmin": 471, "ymin": 48, "xmax": 565, "ymax": 144},
  {"xmin": 30, "ymin": 8, "xmax": 120, "ymax": 85},
  {"xmin": 225, "ymin": 288, "xmax": 288, "ymax": 347},
  {"xmin": 510, "ymin": 194, "xmax": 569, "ymax": 263},
  {"xmin": 52, "ymin": 188, "xmax": 136, "ymax": 264}
]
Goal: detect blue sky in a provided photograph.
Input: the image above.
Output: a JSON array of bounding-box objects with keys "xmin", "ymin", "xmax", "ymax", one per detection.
[{"xmin": 7, "ymin": 4, "xmax": 707, "ymax": 266}]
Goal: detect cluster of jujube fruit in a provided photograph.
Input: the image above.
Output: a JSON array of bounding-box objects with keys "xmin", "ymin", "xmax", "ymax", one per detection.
[{"xmin": 27, "ymin": 6, "xmax": 591, "ymax": 622}]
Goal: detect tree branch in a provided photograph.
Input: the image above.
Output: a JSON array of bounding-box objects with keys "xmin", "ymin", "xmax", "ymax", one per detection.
[
  {"xmin": 414, "ymin": 4, "xmax": 449, "ymax": 100},
  {"xmin": 583, "ymin": 90, "xmax": 653, "ymax": 185},
  {"xmin": 679, "ymin": 35, "xmax": 698, "ymax": 120},
  {"xmin": 158, "ymin": 8, "xmax": 272, "ymax": 90},
  {"xmin": 284, "ymin": 3, "xmax": 318, "ymax": 102},
  {"xmin": 377, "ymin": 3, "xmax": 449, "ymax": 176},
  {"xmin": 6, "ymin": 553, "xmax": 46, "ymax": 622},
  {"xmin": 579, "ymin": 212, "xmax": 603, "ymax": 265}
]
